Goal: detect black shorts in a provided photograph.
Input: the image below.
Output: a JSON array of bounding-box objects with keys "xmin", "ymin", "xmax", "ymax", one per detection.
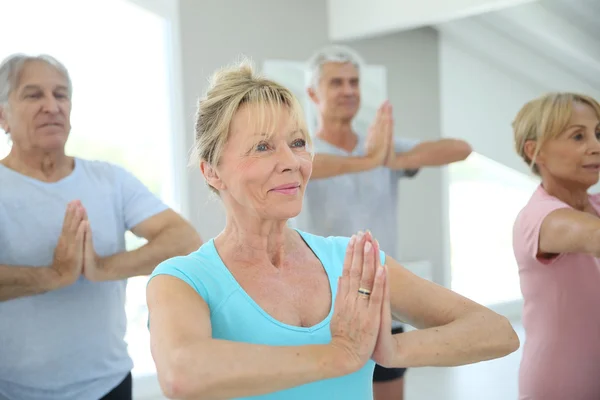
[{"xmin": 372, "ymin": 326, "xmax": 406, "ymax": 382}]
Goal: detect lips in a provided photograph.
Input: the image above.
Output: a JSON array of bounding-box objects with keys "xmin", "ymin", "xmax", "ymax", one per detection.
[{"xmin": 271, "ymin": 183, "xmax": 300, "ymax": 191}]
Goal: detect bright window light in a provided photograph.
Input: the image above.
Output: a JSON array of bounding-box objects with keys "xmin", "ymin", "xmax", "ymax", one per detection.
[
  {"xmin": 0, "ymin": 0, "xmax": 177, "ymax": 377},
  {"xmin": 449, "ymin": 152, "xmax": 538, "ymax": 305}
]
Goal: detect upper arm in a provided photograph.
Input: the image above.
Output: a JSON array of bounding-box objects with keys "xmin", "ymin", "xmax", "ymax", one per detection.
[
  {"xmin": 147, "ymin": 274, "xmax": 212, "ymax": 371},
  {"xmin": 114, "ymin": 165, "xmax": 169, "ymax": 231},
  {"xmin": 538, "ymin": 208, "xmax": 600, "ymax": 258},
  {"xmin": 130, "ymin": 209, "xmax": 192, "ymax": 241},
  {"xmin": 385, "ymin": 256, "xmax": 488, "ymax": 329}
]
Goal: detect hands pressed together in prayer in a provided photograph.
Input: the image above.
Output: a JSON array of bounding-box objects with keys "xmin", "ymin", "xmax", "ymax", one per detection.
[
  {"xmin": 365, "ymin": 101, "xmax": 399, "ymax": 169},
  {"xmin": 328, "ymin": 230, "xmax": 399, "ymax": 373},
  {"xmin": 49, "ymin": 200, "xmax": 106, "ymax": 288}
]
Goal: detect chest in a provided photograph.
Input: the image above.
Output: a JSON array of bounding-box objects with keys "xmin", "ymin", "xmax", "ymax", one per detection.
[
  {"xmin": 229, "ymin": 258, "xmax": 332, "ymax": 328},
  {"xmin": 0, "ymin": 181, "xmax": 126, "ymax": 265}
]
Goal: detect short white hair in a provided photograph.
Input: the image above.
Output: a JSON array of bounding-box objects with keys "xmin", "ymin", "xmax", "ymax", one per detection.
[
  {"xmin": 0, "ymin": 53, "xmax": 72, "ymax": 107},
  {"xmin": 306, "ymin": 45, "xmax": 365, "ymax": 89}
]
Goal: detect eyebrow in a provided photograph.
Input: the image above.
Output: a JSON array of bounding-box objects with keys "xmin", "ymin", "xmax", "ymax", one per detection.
[
  {"xmin": 255, "ymin": 130, "xmax": 301, "ymax": 137},
  {"xmin": 20, "ymin": 84, "xmax": 69, "ymax": 92}
]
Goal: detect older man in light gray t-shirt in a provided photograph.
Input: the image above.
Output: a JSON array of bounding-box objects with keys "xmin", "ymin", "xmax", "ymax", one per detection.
[{"xmin": 297, "ymin": 45, "xmax": 472, "ymax": 400}]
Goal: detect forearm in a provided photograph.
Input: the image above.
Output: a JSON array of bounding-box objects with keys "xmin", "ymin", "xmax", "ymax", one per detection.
[
  {"xmin": 389, "ymin": 139, "xmax": 472, "ymax": 170},
  {"xmin": 391, "ymin": 311, "xmax": 518, "ymax": 368},
  {"xmin": 0, "ymin": 264, "xmax": 59, "ymax": 302},
  {"xmin": 100, "ymin": 225, "xmax": 202, "ymax": 280},
  {"xmin": 162, "ymin": 340, "xmax": 346, "ymax": 399},
  {"xmin": 311, "ymin": 153, "xmax": 377, "ymax": 179}
]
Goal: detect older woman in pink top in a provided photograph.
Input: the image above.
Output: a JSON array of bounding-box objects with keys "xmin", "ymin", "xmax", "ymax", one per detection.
[{"xmin": 512, "ymin": 92, "xmax": 600, "ymax": 400}]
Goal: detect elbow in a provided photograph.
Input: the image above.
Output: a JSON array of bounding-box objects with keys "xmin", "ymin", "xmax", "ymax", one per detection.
[
  {"xmin": 487, "ymin": 314, "xmax": 520, "ymax": 358},
  {"xmin": 173, "ymin": 224, "xmax": 203, "ymax": 255},
  {"xmin": 454, "ymin": 140, "xmax": 472, "ymax": 161},
  {"xmin": 158, "ymin": 353, "xmax": 210, "ymax": 400}
]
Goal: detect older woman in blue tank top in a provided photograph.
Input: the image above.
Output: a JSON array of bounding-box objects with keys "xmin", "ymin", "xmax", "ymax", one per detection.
[{"xmin": 146, "ymin": 60, "xmax": 520, "ymax": 400}]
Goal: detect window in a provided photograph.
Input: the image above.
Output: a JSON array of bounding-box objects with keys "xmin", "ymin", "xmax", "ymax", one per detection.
[
  {"xmin": 448, "ymin": 152, "xmax": 539, "ymax": 305},
  {"xmin": 1, "ymin": 0, "xmax": 178, "ymax": 377}
]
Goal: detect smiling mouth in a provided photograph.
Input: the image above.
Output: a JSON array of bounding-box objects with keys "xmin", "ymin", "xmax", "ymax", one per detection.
[{"xmin": 583, "ymin": 164, "xmax": 600, "ymax": 170}]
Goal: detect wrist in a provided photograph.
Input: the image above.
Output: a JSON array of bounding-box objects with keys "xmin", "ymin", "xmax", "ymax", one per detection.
[
  {"xmin": 44, "ymin": 266, "xmax": 68, "ymax": 290},
  {"xmin": 364, "ymin": 154, "xmax": 382, "ymax": 169},
  {"xmin": 325, "ymin": 341, "xmax": 361, "ymax": 377}
]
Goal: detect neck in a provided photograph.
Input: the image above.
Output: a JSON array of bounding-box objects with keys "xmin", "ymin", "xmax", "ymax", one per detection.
[
  {"xmin": 542, "ymin": 177, "xmax": 591, "ymax": 211},
  {"xmin": 316, "ymin": 115, "xmax": 355, "ymax": 148},
  {"xmin": 216, "ymin": 212, "xmax": 293, "ymax": 268},
  {"xmin": 3, "ymin": 146, "xmax": 72, "ymax": 182}
]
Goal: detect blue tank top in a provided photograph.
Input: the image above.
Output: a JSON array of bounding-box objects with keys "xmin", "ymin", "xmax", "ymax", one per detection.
[{"xmin": 150, "ymin": 229, "xmax": 386, "ymax": 400}]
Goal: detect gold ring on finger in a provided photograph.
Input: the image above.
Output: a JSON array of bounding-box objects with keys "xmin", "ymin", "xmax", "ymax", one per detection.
[{"xmin": 358, "ymin": 287, "xmax": 371, "ymax": 297}]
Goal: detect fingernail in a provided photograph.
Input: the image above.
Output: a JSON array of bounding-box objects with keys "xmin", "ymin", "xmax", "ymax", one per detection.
[{"xmin": 364, "ymin": 241, "xmax": 372, "ymax": 253}]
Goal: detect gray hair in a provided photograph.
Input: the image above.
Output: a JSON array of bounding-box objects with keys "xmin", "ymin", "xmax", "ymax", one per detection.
[
  {"xmin": 306, "ymin": 45, "xmax": 365, "ymax": 89},
  {"xmin": 0, "ymin": 53, "xmax": 73, "ymax": 107}
]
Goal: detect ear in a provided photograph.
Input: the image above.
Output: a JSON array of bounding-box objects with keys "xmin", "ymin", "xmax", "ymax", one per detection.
[
  {"xmin": 0, "ymin": 105, "xmax": 9, "ymax": 133},
  {"xmin": 307, "ymin": 86, "xmax": 319, "ymax": 105},
  {"xmin": 523, "ymin": 140, "xmax": 543, "ymax": 165},
  {"xmin": 200, "ymin": 160, "xmax": 226, "ymax": 191}
]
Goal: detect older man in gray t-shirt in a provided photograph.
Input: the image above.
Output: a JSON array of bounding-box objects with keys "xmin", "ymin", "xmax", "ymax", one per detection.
[{"xmin": 298, "ymin": 45, "xmax": 472, "ymax": 400}]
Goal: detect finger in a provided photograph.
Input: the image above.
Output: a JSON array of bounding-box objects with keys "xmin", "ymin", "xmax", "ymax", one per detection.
[
  {"xmin": 373, "ymin": 238, "xmax": 382, "ymax": 268},
  {"xmin": 62, "ymin": 203, "xmax": 74, "ymax": 234},
  {"xmin": 74, "ymin": 221, "xmax": 86, "ymax": 265},
  {"xmin": 80, "ymin": 204, "xmax": 89, "ymax": 221},
  {"xmin": 342, "ymin": 235, "xmax": 356, "ymax": 280},
  {"xmin": 84, "ymin": 221, "xmax": 93, "ymax": 249},
  {"xmin": 349, "ymin": 231, "xmax": 366, "ymax": 295},
  {"xmin": 368, "ymin": 263, "xmax": 386, "ymax": 312},
  {"xmin": 381, "ymin": 265, "xmax": 392, "ymax": 330},
  {"xmin": 76, "ymin": 221, "xmax": 86, "ymax": 250},
  {"xmin": 69, "ymin": 205, "xmax": 84, "ymax": 234},
  {"xmin": 359, "ymin": 232, "xmax": 376, "ymax": 296}
]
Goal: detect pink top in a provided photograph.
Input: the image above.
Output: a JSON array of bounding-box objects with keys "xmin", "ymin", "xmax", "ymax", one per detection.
[{"xmin": 513, "ymin": 185, "xmax": 600, "ymax": 400}]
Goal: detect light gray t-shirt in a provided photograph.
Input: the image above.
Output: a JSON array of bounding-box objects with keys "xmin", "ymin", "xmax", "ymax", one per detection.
[
  {"xmin": 0, "ymin": 159, "xmax": 168, "ymax": 400},
  {"xmin": 296, "ymin": 134, "xmax": 419, "ymax": 261}
]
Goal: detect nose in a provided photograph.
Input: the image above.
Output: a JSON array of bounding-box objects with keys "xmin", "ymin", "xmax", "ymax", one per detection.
[
  {"xmin": 41, "ymin": 95, "xmax": 60, "ymax": 114},
  {"xmin": 342, "ymin": 82, "xmax": 355, "ymax": 96},
  {"xmin": 276, "ymin": 143, "xmax": 301, "ymax": 173}
]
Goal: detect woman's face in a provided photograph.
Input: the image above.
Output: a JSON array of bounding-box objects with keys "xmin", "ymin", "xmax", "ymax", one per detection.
[
  {"xmin": 204, "ymin": 103, "xmax": 313, "ymax": 221},
  {"xmin": 0, "ymin": 61, "xmax": 72, "ymax": 152},
  {"xmin": 532, "ymin": 102, "xmax": 600, "ymax": 188}
]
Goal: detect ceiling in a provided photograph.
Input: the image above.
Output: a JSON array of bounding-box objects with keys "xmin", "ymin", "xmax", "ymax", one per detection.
[{"xmin": 435, "ymin": 0, "xmax": 600, "ymax": 92}]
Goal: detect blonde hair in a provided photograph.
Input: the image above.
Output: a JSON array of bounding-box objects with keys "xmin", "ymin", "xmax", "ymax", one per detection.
[
  {"xmin": 191, "ymin": 58, "xmax": 312, "ymax": 192},
  {"xmin": 513, "ymin": 92, "xmax": 600, "ymax": 175}
]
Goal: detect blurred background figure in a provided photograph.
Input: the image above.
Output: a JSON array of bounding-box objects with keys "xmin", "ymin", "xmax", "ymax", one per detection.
[
  {"xmin": 0, "ymin": 54, "xmax": 202, "ymax": 400},
  {"xmin": 512, "ymin": 92, "xmax": 600, "ymax": 400},
  {"xmin": 296, "ymin": 44, "xmax": 472, "ymax": 400}
]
